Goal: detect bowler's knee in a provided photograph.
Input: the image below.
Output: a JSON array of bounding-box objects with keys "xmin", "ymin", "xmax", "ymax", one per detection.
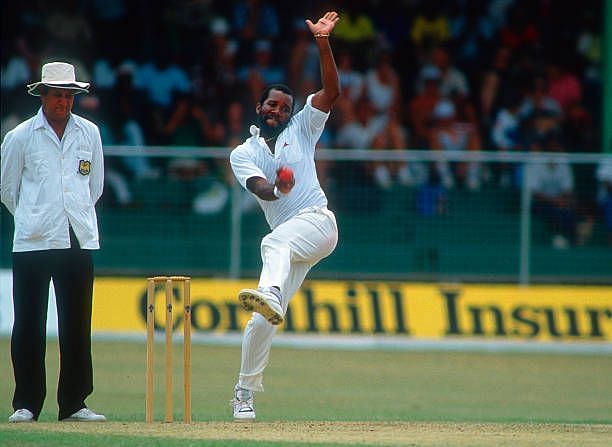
[{"xmin": 261, "ymin": 233, "xmax": 290, "ymax": 256}]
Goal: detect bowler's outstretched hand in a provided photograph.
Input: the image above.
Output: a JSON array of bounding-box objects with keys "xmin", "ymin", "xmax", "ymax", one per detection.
[{"xmin": 305, "ymin": 11, "xmax": 339, "ymax": 36}]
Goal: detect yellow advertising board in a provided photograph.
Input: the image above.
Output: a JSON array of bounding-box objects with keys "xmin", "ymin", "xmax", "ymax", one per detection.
[{"xmin": 92, "ymin": 278, "xmax": 612, "ymax": 342}]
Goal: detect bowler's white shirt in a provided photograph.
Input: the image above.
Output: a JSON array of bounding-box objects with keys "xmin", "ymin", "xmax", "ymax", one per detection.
[
  {"xmin": 230, "ymin": 94, "xmax": 328, "ymax": 230},
  {"xmin": 1, "ymin": 108, "xmax": 104, "ymax": 251}
]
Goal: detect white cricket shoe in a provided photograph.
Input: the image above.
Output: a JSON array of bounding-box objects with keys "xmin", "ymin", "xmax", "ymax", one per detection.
[
  {"xmin": 238, "ymin": 288, "xmax": 284, "ymax": 325},
  {"xmin": 9, "ymin": 409, "xmax": 34, "ymax": 423},
  {"xmin": 64, "ymin": 408, "xmax": 106, "ymax": 422},
  {"xmin": 231, "ymin": 387, "xmax": 255, "ymax": 421}
]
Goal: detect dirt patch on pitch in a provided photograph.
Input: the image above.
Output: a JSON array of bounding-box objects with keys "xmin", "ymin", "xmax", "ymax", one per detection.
[{"xmin": 7, "ymin": 421, "xmax": 612, "ymax": 446}]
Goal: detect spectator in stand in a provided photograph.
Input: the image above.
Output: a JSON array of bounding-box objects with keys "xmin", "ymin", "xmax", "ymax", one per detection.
[
  {"xmin": 205, "ymin": 18, "xmax": 243, "ymax": 106},
  {"xmin": 107, "ymin": 62, "xmax": 159, "ymax": 180},
  {"xmin": 479, "ymin": 45, "xmax": 514, "ymax": 128},
  {"xmin": 112, "ymin": 62, "xmax": 144, "ymax": 121},
  {"xmin": 518, "ymin": 76, "xmax": 564, "ymax": 157},
  {"xmin": 410, "ymin": 1, "xmax": 451, "ymax": 62},
  {"xmin": 408, "ymin": 65, "xmax": 443, "ymax": 148},
  {"xmin": 364, "ymin": 50, "xmax": 401, "ymax": 120},
  {"xmin": 132, "ymin": 46, "xmax": 191, "ymax": 144},
  {"xmin": 2, "ymin": 34, "xmax": 46, "ymax": 125},
  {"xmin": 334, "ymin": 2, "xmax": 376, "ymax": 43},
  {"xmin": 545, "ymin": 59, "xmax": 582, "ymax": 115},
  {"xmin": 429, "ymin": 98, "xmax": 483, "ymax": 191},
  {"xmin": 491, "ymin": 89, "xmax": 524, "ymax": 187},
  {"xmin": 232, "ymin": 0, "xmax": 280, "ymax": 43},
  {"xmin": 6, "ymin": 33, "xmax": 41, "ymax": 81},
  {"xmin": 333, "ymin": 2, "xmax": 377, "ymax": 66},
  {"xmin": 370, "ymin": 106, "xmax": 425, "ymax": 190},
  {"xmin": 335, "ymin": 96, "xmax": 388, "ymax": 186},
  {"xmin": 526, "ymin": 132, "xmax": 581, "ymax": 249},
  {"xmin": 162, "ymin": 91, "xmax": 224, "ymax": 180},
  {"xmin": 237, "ymin": 39, "xmax": 285, "ymax": 105},
  {"xmin": 91, "ymin": 58, "xmax": 116, "ymax": 91},
  {"xmin": 518, "ymin": 76, "xmax": 562, "ymax": 127},
  {"xmin": 449, "ymin": 87, "xmax": 479, "ymax": 131},
  {"xmin": 134, "ymin": 53, "xmax": 191, "ymax": 110},
  {"xmin": 336, "ymin": 97, "xmax": 387, "ymax": 151},
  {"xmin": 337, "ymin": 50, "xmax": 364, "ymax": 102},
  {"xmin": 418, "ymin": 45, "xmax": 470, "ymax": 99},
  {"xmin": 116, "ymin": 114, "xmax": 157, "ymax": 181},
  {"xmin": 209, "ymin": 17, "xmax": 232, "ymax": 64},
  {"xmin": 1, "ymin": 53, "xmax": 31, "ymax": 92},
  {"xmin": 192, "ymin": 99, "xmax": 249, "ymax": 217},
  {"xmin": 230, "ymin": 0, "xmax": 279, "ymax": 68}
]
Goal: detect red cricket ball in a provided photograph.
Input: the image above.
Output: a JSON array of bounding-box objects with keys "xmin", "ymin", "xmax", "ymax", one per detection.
[{"xmin": 277, "ymin": 166, "xmax": 294, "ymax": 183}]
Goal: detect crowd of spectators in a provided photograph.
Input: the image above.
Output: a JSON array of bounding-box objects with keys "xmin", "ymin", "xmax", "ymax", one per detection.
[{"xmin": 1, "ymin": 0, "xmax": 609, "ymax": 245}]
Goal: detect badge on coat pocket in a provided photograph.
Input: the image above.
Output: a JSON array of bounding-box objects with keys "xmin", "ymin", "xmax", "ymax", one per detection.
[{"xmin": 78, "ymin": 159, "xmax": 91, "ymax": 175}]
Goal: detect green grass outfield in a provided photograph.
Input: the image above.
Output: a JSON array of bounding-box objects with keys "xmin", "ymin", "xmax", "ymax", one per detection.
[{"xmin": 1, "ymin": 339, "xmax": 611, "ymax": 446}]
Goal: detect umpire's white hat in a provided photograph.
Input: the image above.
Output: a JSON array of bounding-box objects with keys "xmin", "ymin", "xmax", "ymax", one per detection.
[{"xmin": 27, "ymin": 62, "xmax": 90, "ymax": 96}]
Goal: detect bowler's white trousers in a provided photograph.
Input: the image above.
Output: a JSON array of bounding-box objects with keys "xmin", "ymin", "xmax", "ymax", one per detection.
[{"xmin": 238, "ymin": 206, "xmax": 338, "ymax": 391}]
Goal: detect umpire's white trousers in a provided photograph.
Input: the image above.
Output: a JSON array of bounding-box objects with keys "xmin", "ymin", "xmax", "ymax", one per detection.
[{"xmin": 238, "ymin": 206, "xmax": 338, "ymax": 391}]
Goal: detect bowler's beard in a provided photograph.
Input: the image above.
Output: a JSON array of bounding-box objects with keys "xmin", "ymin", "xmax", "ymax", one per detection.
[{"xmin": 257, "ymin": 113, "xmax": 289, "ymax": 140}]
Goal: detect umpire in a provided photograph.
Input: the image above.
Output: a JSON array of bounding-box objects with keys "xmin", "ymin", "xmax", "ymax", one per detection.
[{"xmin": 1, "ymin": 62, "xmax": 106, "ymax": 422}]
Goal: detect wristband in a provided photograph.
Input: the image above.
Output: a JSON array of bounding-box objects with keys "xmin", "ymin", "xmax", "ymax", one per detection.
[
  {"xmin": 314, "ymin": 33, "xmax": 330, "ymax": 38},
  {"xmin": 273, "ymin": 186, "xmax": 284, "ymax": 198}
]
